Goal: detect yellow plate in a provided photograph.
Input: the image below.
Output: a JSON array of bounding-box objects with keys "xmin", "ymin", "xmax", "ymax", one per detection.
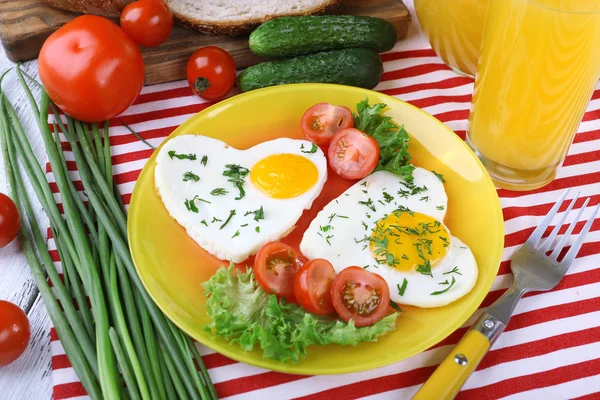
[{"xmin": 128, "ymin": 83, "xmax": 504, "ymax": 375}]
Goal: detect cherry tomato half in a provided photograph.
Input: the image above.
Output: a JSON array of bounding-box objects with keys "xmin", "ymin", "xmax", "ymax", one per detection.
[
  {"xmin": 330, "ymin": 266, "xmax": 390, "ymax": 327},
  {"xmin": 120, "ymin": 0, "xmax": 174, "ymax": 47},
  {"xmin": 187, "ymin": 46, "xmax": 237, "ymax": 101},
  {"xmin": 38, "ymin": 15, "xmax": 145, "ymax": 123},
  {"xmin": 328, "ymin": 128, "xmax": 380, "ymax": 180},
  {"xmin": 0, "ymin": 300, "xmax": 30, "ymax": 366},
  {"xmin": 254, "ymin": 242, "xmax": 302, "ymax": 302},
  {"xmin": 0, "ymin": 193, "xmax": 20, "ymax": 248},
  {"xmin": 293, "ymin": 259, "xmax": 336, "ymax": 315},
  {"xmin": 300, "ymin": 103, "xmax": 354, "ymax": 148}
]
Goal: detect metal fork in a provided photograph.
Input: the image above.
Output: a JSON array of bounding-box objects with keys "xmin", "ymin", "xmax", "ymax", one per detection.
[{"xmin": 414, "ymin": 190, "xmax": 600, "ymax": 400}]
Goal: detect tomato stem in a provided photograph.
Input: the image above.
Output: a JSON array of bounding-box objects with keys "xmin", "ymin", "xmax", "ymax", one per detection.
[{"xmin": 193, "ymin": 77, "xmax": 211, "ymax": 94}]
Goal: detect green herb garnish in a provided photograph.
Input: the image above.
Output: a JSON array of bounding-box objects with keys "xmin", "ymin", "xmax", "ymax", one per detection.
[
  {"xmin": 431, "ymin": 276, "xmax": 456, "ymax": 295},
  {"xmin": 184, "ymin": 195, "xmax": 210, "ymax": 212},
  {"xmin": 168, "ymin": 150, "xmax": 197, "ymax": 160},
  {"xmin": 444, "ymin": 266, "xmax": 462, "ymax": 276},
  {"xmin": 301, "ymin": 143, "xmax": 318, "ymax": 153},
  {"xmin": 358, "ymin": 198, "xmax": 376, "ymax": 212},
  {"xmin": 201, "ymin": 155, "xmax": 208, "ymax": 166},
  {"xmin": 210, "ymin": 188, "xmax": 228, "ymax": 196},
  {"xmin": 354, "ymin": 99, "xmax": 415, "ymax": 181},
  {"xmin": 223, "ymin": 164, "xmax": 249, "ymax": 200},
  {"xmin": 231, "ymin": 230, "xmax": 240, "ymax": 239},
  {"xmin": 397, "ymin": 278, "xmax": 408, "ymax": 296},
  {"xmin": 432, "ymin": 171, "xmax": 445, "ymax": 183},
  {"xmin": 220, "ymin": 210, "xmax": 236, "ymax": 230},
  {"xmin": 244, "ymin": 206, "xmax": 265, "ymax": 222},
  {"xmin": 183, "ymin": 171, "xmax": 200, "ymax": 182}
]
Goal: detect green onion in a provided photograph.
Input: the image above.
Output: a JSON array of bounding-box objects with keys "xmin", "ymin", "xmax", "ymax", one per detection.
[{"xmin": 1, "ymin": 69, "xmax": 217, "ymax": 399}]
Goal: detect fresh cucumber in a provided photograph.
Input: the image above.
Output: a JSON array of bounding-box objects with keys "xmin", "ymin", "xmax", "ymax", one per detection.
[
  {"xmin": 249, "ymin": 15, "xmax": 398, "ymax": 58},
  {"xmin": 237, "ymin": 48, "xmax": 383, "ymax": 92}
]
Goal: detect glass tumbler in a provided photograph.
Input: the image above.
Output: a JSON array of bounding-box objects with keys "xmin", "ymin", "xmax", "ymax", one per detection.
[
  {"xmin": 466, "ymin": 0, "xmax": 600, "ymax": 191},
  {"xmin": 414, "ymin": 0, "xmax": 489, "ymax": 77}
]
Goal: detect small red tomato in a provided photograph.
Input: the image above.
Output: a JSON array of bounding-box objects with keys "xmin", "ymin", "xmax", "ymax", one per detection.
[
  {"xmin": 0, "ymin": 300, "xmax": 30, "ymax": 366},
  {"xmin": 187, "ymin": 46, "xmax": 237, "ymax": 101},
  {"xmin": 254, "ymin": 241, "xmax": 302, "ymax": 302},
  {"xmin": 120, "ymin": 0, "xmax": 174, "ymax": 47},
  {"xmin": 38, "ymin": 15, "xmax": 145, "ymax": 122},
  {"xmin": 330, "ymin": 266, "xmax": 390, "ymax": 327},
  {"xmin": 328, "ymin": 128, "xmax": 380, "ymax": 180},
  {"xmin": 293, "ymin": 259, "xmax": 336, "ymax": 315},
  {"xmin": 0, "ymin": 193, "xmax": 20, "ymax": 248},
  {"xmin": 301, "ymin": 103, "xmax": 354, "ymax": 148}
]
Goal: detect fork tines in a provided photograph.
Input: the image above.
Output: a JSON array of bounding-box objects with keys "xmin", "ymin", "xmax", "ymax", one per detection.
[{"xmin": 526, "ymin": 190, "xmax": 600, "ymax": 265}]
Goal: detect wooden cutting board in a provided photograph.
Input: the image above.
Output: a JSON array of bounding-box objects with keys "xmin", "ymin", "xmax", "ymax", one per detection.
[{"xmin": 0, "ymin": 0, "xmax": 410, "ymax": 85}]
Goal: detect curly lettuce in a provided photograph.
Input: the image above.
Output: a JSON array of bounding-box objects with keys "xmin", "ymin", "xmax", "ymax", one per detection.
[
  {"xmin": 353, "ymin": 98, "xmax": 415, "ymax": 182},
  {"xmin": 202, "ymin": 266, "xmax": 398, "ymax": 363}
]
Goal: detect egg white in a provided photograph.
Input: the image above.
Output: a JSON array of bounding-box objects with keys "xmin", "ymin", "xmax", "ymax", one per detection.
[
  {"xmin": 300, "ymin": 169, "xmax": 478, "ymax": 308},
  {"xmin": 155, "ymin": 135, "xmax": 327, "ymax": 263}
]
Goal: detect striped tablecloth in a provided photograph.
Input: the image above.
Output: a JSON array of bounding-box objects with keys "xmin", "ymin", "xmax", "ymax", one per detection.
[{"xmin": 48, "ymin": 5, "xmax": 600, "ymax": 400}]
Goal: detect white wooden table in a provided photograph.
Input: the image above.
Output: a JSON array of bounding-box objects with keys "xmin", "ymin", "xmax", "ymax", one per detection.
[
  {"xmin": 0, "ymin": 4, "xmax": 427, "ymax": 397},
  {"xmin": 0, "ymin": 47, "xmax": 53, "ymax": 400}
]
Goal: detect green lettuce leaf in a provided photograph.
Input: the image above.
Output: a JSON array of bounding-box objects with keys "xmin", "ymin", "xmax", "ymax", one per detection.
[
  {"xmin": 353, "ymin": 98, "xmax": 415, "ymax": 182},
  {"xmin": 202, "ymin": 266, "xmax": 398, "ymax": 363}
]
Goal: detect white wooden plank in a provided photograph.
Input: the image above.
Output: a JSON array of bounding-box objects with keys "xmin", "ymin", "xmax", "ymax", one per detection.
[
  {"xmin": 0, "ymin": 293, "xmax": 53, "ymax": 400},
  {"xmin": 0, "ymin": 43, "xmax": 52, "ymax": 399}
]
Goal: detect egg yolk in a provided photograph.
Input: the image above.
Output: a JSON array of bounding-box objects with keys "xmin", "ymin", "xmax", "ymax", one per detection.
[
  {"xmin": 250, "ymin": 154, "xmax": 318, "ymax": 199},
  {"xmin": 369, "ymin": 209, "xmax": 450, "ymax": 273}
]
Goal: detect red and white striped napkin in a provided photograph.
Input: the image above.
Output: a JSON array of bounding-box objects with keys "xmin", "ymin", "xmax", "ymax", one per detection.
[{"xmin": 48, "ymin": 10, "xmax": 600, "ymax": 400}]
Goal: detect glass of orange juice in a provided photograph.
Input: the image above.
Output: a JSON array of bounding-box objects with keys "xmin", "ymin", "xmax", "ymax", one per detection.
[
  {"xmin": 414, "ymin": 0, "xmax": 489, "ymax": 77},
  {"xmin": 467, "ymin": 0, "xmax": 600, "ymax": 191}
]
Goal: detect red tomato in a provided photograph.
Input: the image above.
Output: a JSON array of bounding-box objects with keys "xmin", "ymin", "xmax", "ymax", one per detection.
[
  {"xmin": 300, "ymin": 103, "xmax": 354, "ymax": 148},
  {"xmin": 0, "ymin": 300, "xmax": 30, "ymax": 366},
  {"xmin": 293, "ymin": 259, "xmax": 336, "ymax": 315},
  {"xmin": 254, "ymin": 242, "xmax": 302, "ymax": 302},
  {"xmin": 0, "ymin": 193, "xmax": 20, "ymax": 248},
  {"xmin": 120, "ymin": 0, "xmax": 173, "ymax": 47},
  {"xmin": 330, "ymin": 266, "xmax": 390, "ymax": 327},
  {"xmin": 38, "ymin": 15, "xmax": 145, "ymax": 123},
  {"xmin": 328, "ymin": 128, "xmax": 380, "ymax": 180},
  {"xmin": 187, "ymin": 46, "xmax": 237, "ymax": 101}
]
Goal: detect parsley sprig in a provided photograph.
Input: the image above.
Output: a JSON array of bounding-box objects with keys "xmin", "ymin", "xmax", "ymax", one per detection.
[{"xmin": 353, "ymin": 99, "xmax": 415, "ymax": 181}]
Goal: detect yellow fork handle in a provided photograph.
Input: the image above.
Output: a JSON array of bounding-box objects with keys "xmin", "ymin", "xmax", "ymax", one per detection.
[{"xmin": 413, "ymin": 330, "xmax": 491, "ymax": 400}]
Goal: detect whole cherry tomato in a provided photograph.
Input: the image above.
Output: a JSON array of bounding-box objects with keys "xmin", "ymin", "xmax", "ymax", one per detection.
[
  {"xmin": 0, "ymin": 193, "xmax": 20, "ymax": 248},
  {"xmin": 0, "ymin": 300, "xmax": 30, "ymax": 366},
  {"xmin": 38, "ymin": 15, "xmax": 145, "ymax": 123},
  {"xmin": 120, "ymin": 0, "xmax": 174, "ymax": 47},
  {"xmin": 187, "ymin": 46, "xmax": 237, "ymax": 101}
]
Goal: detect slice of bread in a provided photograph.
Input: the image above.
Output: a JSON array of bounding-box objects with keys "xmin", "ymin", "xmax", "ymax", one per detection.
[
  {"xmin": 40, "ymin": 0, "xmax": 342, "ymax": 35},
  {"xmin": 40, "ymin": 0, "xmax": 131, "ymax": 17},
  {"xmin": 165, "ymin": 0, "xmax": 342, "ymax": 35}
]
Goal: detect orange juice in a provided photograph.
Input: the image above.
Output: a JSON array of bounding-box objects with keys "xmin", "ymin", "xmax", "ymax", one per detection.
[
  {"xmin": 414, "ymin": 0, "xmax": 488, "ymax": 77},
  {"xmin": 467, "ymin": 0, "xmax": 600, "ymax": 190}
]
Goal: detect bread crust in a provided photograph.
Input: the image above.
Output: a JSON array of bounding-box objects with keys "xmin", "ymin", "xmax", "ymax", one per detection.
[
  {"xmin": 40, "ymin": 0, "xmax": 132, "ymax": 17},
  {"xmin": 168, "ymin": 0, "xmax": 343, "ymax": 36}
]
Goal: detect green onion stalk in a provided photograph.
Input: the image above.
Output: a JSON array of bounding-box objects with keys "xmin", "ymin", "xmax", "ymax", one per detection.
[{"xmin": 0, "ymin": 65, "xmax": 218, "ymax": 400}]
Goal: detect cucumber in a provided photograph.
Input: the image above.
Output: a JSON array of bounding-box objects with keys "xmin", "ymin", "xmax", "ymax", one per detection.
[
  {"xmin": 249, "ymin": 15, "xmax": 398, "ymax": 58},
  {"xmin": 237, "ymin": 48, "xmax": 383, "ymax": 92}
]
